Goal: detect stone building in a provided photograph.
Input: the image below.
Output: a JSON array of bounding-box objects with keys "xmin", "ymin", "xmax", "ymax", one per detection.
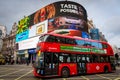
[
  {"xmin": 0, "ymin": 25, "xmax": 7, "ymax": 53},
  {"xmin": 1, "ymin": 23, "xmax": 17, "ymax": 63},
  {"xmin": 87, "ymin": 19, "xmax": 107, "ymax": 42}
]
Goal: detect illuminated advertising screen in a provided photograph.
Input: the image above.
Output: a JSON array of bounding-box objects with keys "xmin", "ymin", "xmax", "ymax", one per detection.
[
  {"xmin": 54, "ymin": 1, "xmax": 87, "ymax": 20},
  {"xmin": 16, "ymin": 30, "xmax": 29, "ymax": 42},
  {"xmin": 32, "ymin": 1, "xmax": 87, "ymax": 26},
  {"xmin": 16, "ymin": 1, "xmax": 87, "ymax": 37},
  {"xmin": 18, "ymin": 36, "xmax": 40, "ymax": 50},
  {"xmin": 47, "ymin": 16, "xmax": 89, "ymax": 36},
  {"xmin": 29, "ymin": 20, "xmax": 48, "ymax": 38},
  {"xmin": 17, "ymin": 16, "xmax": 30, "ymax": 34}
]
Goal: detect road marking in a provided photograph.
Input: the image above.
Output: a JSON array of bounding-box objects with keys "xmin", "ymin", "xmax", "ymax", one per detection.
[
  {"xmin": 63, "ymin": 78, "xmax": 67, "ymax": 80},
  {"xmin": 96, "ymin": 74, "xmax": 112, "ymax": 80},
  {"xmin": 114, "ymin": 78, "xmax": 120, "ymax": 80},
  {"xmin": 81, "ymin": 76, "xmax": 90, "ymax": 80},
  {"xmin": 0, "ymin": 69, "xmax": 24, "ymax": 77},
  {"xmin": 14, "ymin": 70, "xmax": 33, "ymax": 80},
  {"xmin": 0, "ymin": 68, "xmax": 14, "ymax": 73}
]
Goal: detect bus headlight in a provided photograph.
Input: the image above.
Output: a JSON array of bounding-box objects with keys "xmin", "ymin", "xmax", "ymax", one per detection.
[{"xmin": 37, "ymin": 69, "xmax": 40, "ymax": 74}]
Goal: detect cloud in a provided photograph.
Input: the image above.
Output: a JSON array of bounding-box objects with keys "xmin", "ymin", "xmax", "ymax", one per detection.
[
  {"xmin": 0, "ymin": 0, "xmax": 60, "ymax": 34},
  {"xmin": 102, "ymin": 16, "xmax": 120, "ymax": 47},
  {"xmin": 0, "ymin": 0, "xmax": 120, "ymax": 48}
]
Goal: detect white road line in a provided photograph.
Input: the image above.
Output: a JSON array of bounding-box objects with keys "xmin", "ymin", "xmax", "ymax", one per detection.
[
  {"xmin": 63, "ymin": 78, "xmax": 67, "ymax": 80},
  {"xmin": 0, "ymin": 69, "xmax": 14, "ymax": 73},
  {"xmin": 81, "ymin": 76, "xmax": 90, "ymax": 80},
  {"xmin": 114, "ymin": 78, "xmax": 120, "ymax": 80},
  {"xmin": 14, "ymin": 70, "xmax": 33, "ymax": 80},
  {"xmin": 96, "ymin": 74, "xmax": 112, "ymax": 80},
  {"xmin": 0, "ymin": 69, "xmax": 24, "ymax": 77}
]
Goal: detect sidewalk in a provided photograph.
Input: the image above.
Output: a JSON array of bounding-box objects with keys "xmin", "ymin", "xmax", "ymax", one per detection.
[{"xmin": 116, "ymin": 66, "xmax": 120, "ymax": 69}]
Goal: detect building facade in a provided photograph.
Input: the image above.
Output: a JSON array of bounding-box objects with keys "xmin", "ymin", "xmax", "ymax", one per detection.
[
  {"xmin": 0, "ymin": 25, "xmax": 7, "ymax": 53},
  {"xmin": 87, "ymin": 19, "xmax": 107, "ymax": 42},
  {"xmin": 1, "ymin": 23, "xmax": 17, "ymax": 63}
]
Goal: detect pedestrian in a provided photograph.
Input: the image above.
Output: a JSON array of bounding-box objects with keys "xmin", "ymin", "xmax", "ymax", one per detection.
[
  {"xmin": 27, "ymin": 58, "xmax": 29, "ymax": 66},
  {"xmin": 115, "ymin": 53, "xmax": 119, "ymax": 66}
]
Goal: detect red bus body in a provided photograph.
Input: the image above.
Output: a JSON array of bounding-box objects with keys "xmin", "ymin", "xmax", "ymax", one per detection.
[{"xmin": 33, "ymin": 33, "xmax": 115, "ymax": 78}]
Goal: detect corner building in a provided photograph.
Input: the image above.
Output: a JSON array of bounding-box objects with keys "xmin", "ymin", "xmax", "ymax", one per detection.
[{"xmin": 16, "ymin": 1, "xmax": 89, "ymax": 63}]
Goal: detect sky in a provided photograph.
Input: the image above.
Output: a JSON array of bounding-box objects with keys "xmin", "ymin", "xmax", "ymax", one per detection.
[{"xmin": 0, "ymin": 0, "xmax": 120, "ymax": 47}]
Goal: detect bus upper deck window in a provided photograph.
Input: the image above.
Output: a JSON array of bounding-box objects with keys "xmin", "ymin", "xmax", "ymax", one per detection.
[
  {"xmin": 75, "ymin": 40, "xmax": 85, "ymax": 46},
  {"xmin": 102, "ymin": 44, "xmax": 108, "ymax": 48},
  {"xmin": 46, "ymin": 35, "xmax": 56, "ymax": 42},
  {"xmin": 98, "ymin": 43, "xmax": 102, "ymax": 49}
]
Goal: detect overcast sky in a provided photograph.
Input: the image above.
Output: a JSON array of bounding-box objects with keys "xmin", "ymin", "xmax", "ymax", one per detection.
[{"xmin": 0, "ymin": 0, "xmax": 120, "ymax": 47}]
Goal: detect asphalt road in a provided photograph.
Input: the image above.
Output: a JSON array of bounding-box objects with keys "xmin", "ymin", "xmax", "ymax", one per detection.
[{"xmin": 0, "ymin": 64, "xmax": 120, "ymax": 80}]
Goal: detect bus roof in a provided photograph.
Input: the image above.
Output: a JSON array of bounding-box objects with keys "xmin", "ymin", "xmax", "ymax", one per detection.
[{"xmin": 42, "ymin": 33, "xmax": 108, "ymax": 44}]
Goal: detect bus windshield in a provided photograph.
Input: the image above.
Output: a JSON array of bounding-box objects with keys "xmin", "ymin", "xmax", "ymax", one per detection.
[{"xmin": 38, "ymin": 35, "xmax": 49, "ymax": 42}]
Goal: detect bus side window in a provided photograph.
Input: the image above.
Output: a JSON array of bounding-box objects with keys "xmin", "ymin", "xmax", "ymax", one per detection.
[
  {"xmin": 91, "ymin": 42, "xmax": 99, "ymax": 48},
  {"xmin": 75, "ymin": 40, "xmax": 85, "ymax": 46},
  {"xmin": 89, "ymin": 55, "xmax": 93, "ymax": 63},
  {"xmin": 98, "ymin": 43, "xmax": 102, "ymax": 49},
  {"xmin": 84, "ymin": 41, "xmax": 91, "ymax": 47},
  {"xmin": 70, "ymin": 54, "xmax": 76, "ymax": 63},
  {"xmin": 102, "ymin": 44, "xmax": 108, "ymax": 48},
  {"xmin": 59, "ymin": 37, "xmax": 66, "ymax": 44},
  {"xmin": 55, "ymin": 37, "xmax": 61, "ymax": 43},
  {"xmin": 70, "ymin": 39, "xmax": 76, "ymax": 45},
  {"xmin": 66, "ymin": 38, "xmax": 76, "ymax": 45},
  {"xmin": 46, "ymin": 35, "xmax": 55, "ymax": 42}
]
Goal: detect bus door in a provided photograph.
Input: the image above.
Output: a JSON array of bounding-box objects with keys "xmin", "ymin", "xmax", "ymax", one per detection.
[
  {"xmin": 77, "ymin": 54, "xmax": 87, "ymax": 74},
  {"xmin": 44, "ymin": 52, "xmax": 58, "ymax": 75}
]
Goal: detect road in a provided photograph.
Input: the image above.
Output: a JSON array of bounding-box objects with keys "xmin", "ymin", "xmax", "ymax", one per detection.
[{"xmin": 0, "ymin": 64, "xmax": 120, "ymax": 80}]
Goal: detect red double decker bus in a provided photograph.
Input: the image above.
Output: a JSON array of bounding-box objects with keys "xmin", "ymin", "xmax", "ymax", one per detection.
[{"xmin": 33, "ymin": 33, "xmax": 115, "ymax": 78}]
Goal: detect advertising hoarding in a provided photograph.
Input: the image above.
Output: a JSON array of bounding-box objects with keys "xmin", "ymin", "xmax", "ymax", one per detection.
[
  {"xmin": 50, "ymin": 17, "xmax": 87, "ymax": 32},
  {"xmin": 28, "ymin": 48, "xmax": 36, "ymax": 54},
  {"xmin": 16, "ymin": 1, "xmax": 88, "ymax": 41},
  {"xmin": 16, "ymin": 30, "xmax": 29, "ymax": 42},
  {"xmin": 33, "ymin": 1, "xmax": 87, "ymax": 25},
  {"xmin": 29, "ymin": 20, "xmax": 48, "ymax": 38},
  {"xmin": 16, "ymin": 1, "xmax": 88, "ymax": 50},
  {"xmin": 82, "ymin": 31, "xmax": 90, "ymax": 38},
  {"xmin": 17, "ymin": 1, "xmax": 87, "ymax": 30},
  {"xmin": 18, "ymin": 36, "xmax": 40, "ymax": 50},
  {"xmin": 17, "ymin": 16, "xmax": 30, "ymax": 34}
]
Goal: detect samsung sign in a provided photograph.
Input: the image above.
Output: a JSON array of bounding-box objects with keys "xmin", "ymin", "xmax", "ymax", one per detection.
[{"xmin": 16, "ymin": 30, "xmax": 29, "ymax": 42}]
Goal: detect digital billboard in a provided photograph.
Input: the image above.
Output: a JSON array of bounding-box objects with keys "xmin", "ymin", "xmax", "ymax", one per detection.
[
  {"xmin": 16, "ymin": 30, "xmax": 29, "ymax": 42},
  {"xmin": 49, "ymin": 17, "xmax": 88, "ymax": 32},
  {"xmin": 33, "ymin": 1, "xmax": 87, "ymax": 25},
  {"xmin": 29, "ymin": 20, "xmax": 48, "ymax": 38},
  {"xmin": 16, "ymin": 1, "xmax": 88, "ymax": 49},
  {"xmin": 18, "ymin": 36, "xmax": 40, "ymax": 50},
  {"xmin": 17, "ymin": 16, "xmax": 30, "ymax": 34},
  {"xmin": 16, "ymin": 1, "xmax": 88, "ymax": 38}
]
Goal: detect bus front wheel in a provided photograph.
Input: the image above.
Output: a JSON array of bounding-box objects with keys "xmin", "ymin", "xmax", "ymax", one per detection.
[{"xmin": 61, "ymin": 67, "xmax": 70, "ymax": 78}]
